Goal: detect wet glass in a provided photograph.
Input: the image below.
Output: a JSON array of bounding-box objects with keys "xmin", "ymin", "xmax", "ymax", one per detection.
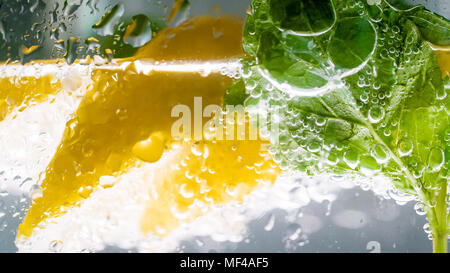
[{"xmin": 0, "ymin": 0, "xmax": 448, "ymax": 253}]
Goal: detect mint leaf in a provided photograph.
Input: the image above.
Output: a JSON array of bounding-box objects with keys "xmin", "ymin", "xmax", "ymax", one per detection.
[
  {"xmin": 328, "ymin": 17, "xmax": 376, "ymax": 69},
  {"xmin": 269, "ymin": 0, "xmax": 336, "ymax": 35},
  {"xmin": 407, "ymin": 9, "xmax": 450, "ymax": 46},
  {"xmin": 242, "ymin": 0, "xmax": 449, "ymax": 252},
  {"xmin": 224, "ymin": 78, "xmax": 248, "ymax": 106},
  {"xmin": 385, "ymin": 0, "xmax": 450, "ymax": 46}
]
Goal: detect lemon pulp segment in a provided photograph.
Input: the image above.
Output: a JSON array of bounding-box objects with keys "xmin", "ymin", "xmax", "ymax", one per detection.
[
  {"xmin": 0, "ymin": 75, "xmax": 61, "ymax": 121},
  {"xmin": 141, "ymin": 140, "xmax": 279, "ymax": 235},
  {"xmin": 434, "ymin": 49, "xmax": 450, "ymax": 77}
]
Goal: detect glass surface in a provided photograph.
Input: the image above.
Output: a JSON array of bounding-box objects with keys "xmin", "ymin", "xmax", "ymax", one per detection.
[{"xmin": 0, "ymin": 0, "xmax": 448, "ymax": 253}]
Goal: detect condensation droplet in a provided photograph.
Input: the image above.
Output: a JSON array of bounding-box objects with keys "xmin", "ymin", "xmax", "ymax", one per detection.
[
  {"xmin": 92, "ymin": 3, "xmax": 124, "ymax": 36},
  {"xmin": 123, "ymin": 15, "xmax": 152, "ymax": 48}
]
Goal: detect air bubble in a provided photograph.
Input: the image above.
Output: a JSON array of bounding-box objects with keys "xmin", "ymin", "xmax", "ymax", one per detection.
[
  {"xmin": 423, "ymin": 223, "xmax": 431, "ymax": 234},
  {"xmin": 179, "ymin": 184, "xmax": 194, "ymax": 199},
  {"xmin": 397, "ymin": 138, "xmax": 413, "ymax": 157},
  {"xmin": 359, "ymin": 155, "xmax": 381, "ymax": 176},
  {"xmin": 370, "ymin": 144, "xmax": 390, "ymax": 164},
  {"xmin": 427, "ymin": 147, "xmax": 444, "ymax": 172},
  {"xmin": 414, "ymin": 202, "xmax": 427, "ymax": 216},
  {"xmin": 343, "ymin": 149, "xmax": 360, "ymax": 169},
  {"xmin": 368, "ymin": 106, "xmax": 384, "ymax": 123}
]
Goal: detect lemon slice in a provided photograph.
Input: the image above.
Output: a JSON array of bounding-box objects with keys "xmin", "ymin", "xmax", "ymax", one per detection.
[{"xmin": 12, "ymin": 15, "xmax": 280, "ymax": 241}]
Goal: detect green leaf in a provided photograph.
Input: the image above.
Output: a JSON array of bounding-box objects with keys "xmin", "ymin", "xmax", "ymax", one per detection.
[
  {"xmin": 328, "ymin": 17, "xmax": 376, "ymax": 69},
  {"xmin": 241, "ymin": 0, "xmax": 449, "ymax": 251},
  {"xmin": 384, "ymin": 0, "xmax": 450, "ymax": 46},
  {"xmin": 407, "ymin": 9, "xmax": 450, "ymax": 46},
  {"xmin": 269, "ymin": 0, "xmax": 336, "ymax": 35},
  {"xmin": 224, "ymin": 78, "xmax": 248, "ymax": 106}
]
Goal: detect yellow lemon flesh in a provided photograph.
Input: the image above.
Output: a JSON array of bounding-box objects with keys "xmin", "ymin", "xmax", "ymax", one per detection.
[
  {"xmin": 434, "ymin": 49, "xmax": 450, "ymax": 77},
  {"xmin": 0, "ymin": 74, "xmax": 61, "ymax": 121},
  {"xmin": 16, "ymin": 15, "xmax": 280, "ymax": 239}
]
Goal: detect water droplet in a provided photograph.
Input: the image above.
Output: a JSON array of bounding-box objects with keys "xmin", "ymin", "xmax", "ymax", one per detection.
[
  {"xmin": 123, "ymin": 15, "xmax": 152, "ymax": 47},
  {"xmin": 64, "ymin": 37, "xmax": 79, "ymax": 64},
  {"xmin": 388, "ymin": 188, "xmax": 415, "ymax": 205},
  {"xmin": 427, "ymin": 147, "xmax": 444, "ymax": 172},
  {"xmin": 423, "ymin": 223, "xmax": 431, "ymax": 234},
  {"xmin": 414, "ymin": 202, "xmax": 427, "ymax": 216},
  {"xmin": 307, "ymin": 141, "xmax": 321, "ymax": 153},
  {"xmin": 167, "ymin": 0, "xmax": 191, "ymax": 27},
  {"xmin": 368, "ymin": 105, "xmax": 384, "ymax": 123},
  {"xmin": 370, "ymin": 144, "xmax": 390, "ymax": 164},
  {"xmin": 315, "ymin": 117, "xmax": 326, "ymax": 126},
  {"xmin": 343, "ymin": 149, "xmax": 360, "ymax": 169},
  {"xmin": 326, "ymin": 152, "xmax": 339, "ymax": 165},
  {"xmin": 397, "ymin": 138, "xmax": 413, "ymax": 157},
  {"xmin": 436, "ymin": 86, "xmax": 447, "ymax": 100},
  {"xmin": 64, "ymin": 3, "xmax": 80, "ymax": 17},
  {"xmin": 360, "ymin": 93, "xmax": 369, "ymax": 103},
  {"xmin": 92, "ymin": 3, "xmax": 124, "ymax": 36},
  {"xmin": 359, "ymin": 155, "xmax": 381, "ymax": 176},
  {"xmin": 0, "ymin": 21, "xmax": 6, "ymax": 42}
]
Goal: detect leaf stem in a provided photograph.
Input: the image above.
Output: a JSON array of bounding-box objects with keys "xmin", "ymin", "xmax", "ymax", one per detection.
[
  {"xmin": 427, "ymin": 179, "xmax": 448, "ymax": 253},
  {"xmin": 432, "ymin": 230, "xmax": 448, "ymax": 253}
]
